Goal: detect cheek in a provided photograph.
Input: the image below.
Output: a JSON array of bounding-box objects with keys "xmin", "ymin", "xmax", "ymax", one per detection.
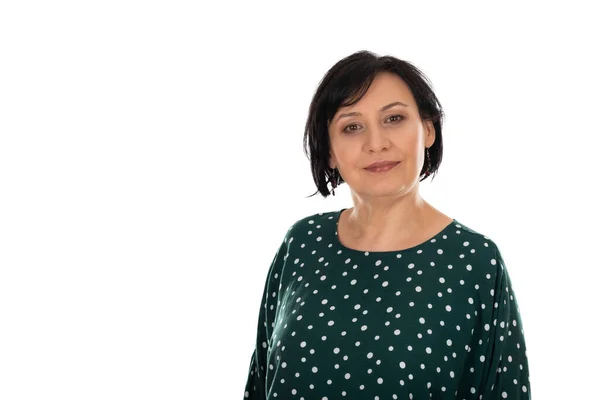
[{"xmin": 335, "ymin": 149, "xmax": 361, "ymax": 166}]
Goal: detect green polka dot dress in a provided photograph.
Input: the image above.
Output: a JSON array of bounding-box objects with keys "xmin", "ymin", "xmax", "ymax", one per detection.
[{"xmin": 243, "ymin": 209, "xmax": 531, "ymax": 399}]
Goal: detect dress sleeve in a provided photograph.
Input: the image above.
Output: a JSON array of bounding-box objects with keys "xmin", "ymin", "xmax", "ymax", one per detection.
[
  {"xmin": 469, "ymin": 244, "xmax": 532, "ymax": 398},
  {"xmin": 242, "ymin": 234, "xmax": 289, "ymax": 399}
]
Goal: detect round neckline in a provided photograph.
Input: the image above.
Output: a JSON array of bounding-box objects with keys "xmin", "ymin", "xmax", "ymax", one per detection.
[{"xmin": 333, "ymin": 208, "xmax": 457, "ymax": 256}]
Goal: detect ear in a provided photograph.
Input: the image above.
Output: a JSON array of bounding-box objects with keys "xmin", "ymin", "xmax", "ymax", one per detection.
[
  {"xmin": 328, "ymin": 154, "xmax": 336, "ymax": 170},
  {"xmin": 424, "ymin": 120, "xmax": 435, "ymax": 147}
]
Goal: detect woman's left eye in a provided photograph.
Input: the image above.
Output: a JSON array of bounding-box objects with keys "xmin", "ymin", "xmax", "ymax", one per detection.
[{"xmin": 387, "ymin": 115, "xmax": 404, "ymax": 123}]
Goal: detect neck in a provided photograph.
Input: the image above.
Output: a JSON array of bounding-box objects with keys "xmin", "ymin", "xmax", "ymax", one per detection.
[{"xmin": 346, "ymin": 190, "xmax": 434, "ymax": 242}]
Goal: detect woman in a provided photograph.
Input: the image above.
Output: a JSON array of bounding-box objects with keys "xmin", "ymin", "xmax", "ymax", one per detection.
[{"xmin": 242, "ymin": 50, "xmax": 531, "ymax": 399}]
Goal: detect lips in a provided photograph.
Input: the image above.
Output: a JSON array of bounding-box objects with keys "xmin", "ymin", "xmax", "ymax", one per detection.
[
  {"xmin": 364, "ymin": 161, "xmax": 400, "ymax": 173},
  {"xmin": 364, "ymin": 161, "xmax": 400, "ymax": 169}
]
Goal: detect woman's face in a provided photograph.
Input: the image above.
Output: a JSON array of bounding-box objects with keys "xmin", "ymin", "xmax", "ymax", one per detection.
[{"xmin": 328, "ymin": 72, "xmax": 435, "ymax": 198}]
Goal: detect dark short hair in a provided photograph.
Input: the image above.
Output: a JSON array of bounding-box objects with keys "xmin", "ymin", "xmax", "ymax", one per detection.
[{"xmin": 303, "ymin": 50, "xmax": 445, "ymax": 198}]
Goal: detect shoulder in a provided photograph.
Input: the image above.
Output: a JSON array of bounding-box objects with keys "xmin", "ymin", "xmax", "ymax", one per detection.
[
  {"xmin": 452, "ymin": 218, "xmax": 501, "ymax": 253},
  {"xmin": 268, "ymin": 210, "xmax": 338, "ymax": 283},
  {"xmin": 451, "ymin": 218, "xmax": 508, "ymax": 282},
  {"xmin": 281, "ymin": 209, "xmax": 338, "ymax": 242}
]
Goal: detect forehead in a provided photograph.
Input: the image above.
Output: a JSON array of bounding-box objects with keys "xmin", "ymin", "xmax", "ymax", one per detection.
[{"xmin": 338, "ymin": 72, "xmax": 415, "ymax": 111}]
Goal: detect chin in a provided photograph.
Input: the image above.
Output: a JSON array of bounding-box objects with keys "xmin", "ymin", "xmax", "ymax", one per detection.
[{"xmin": 355, "ymin": 184, "xmax": 410, "ymax": 197}]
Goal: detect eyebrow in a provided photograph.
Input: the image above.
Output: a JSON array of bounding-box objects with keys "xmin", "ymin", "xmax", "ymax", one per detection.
[{"xmin": 335, "ymin": 101, "xmax": 409, "ymax": 123}]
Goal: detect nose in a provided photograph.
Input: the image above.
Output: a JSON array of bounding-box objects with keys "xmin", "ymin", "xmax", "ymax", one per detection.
[{"xmin": 363, "ymin": 125, "xmax": 391, "ymax": 153}]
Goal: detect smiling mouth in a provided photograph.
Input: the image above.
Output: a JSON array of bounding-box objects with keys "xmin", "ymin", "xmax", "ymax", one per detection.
[{"xmin": 364, "ymin": 162, "xmax": 400, "ymax": 173}]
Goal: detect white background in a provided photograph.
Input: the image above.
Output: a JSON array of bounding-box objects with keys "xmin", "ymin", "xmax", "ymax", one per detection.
[{"xmin": 1, "ymin": 1, "xmax": 598, "ymax": 399}]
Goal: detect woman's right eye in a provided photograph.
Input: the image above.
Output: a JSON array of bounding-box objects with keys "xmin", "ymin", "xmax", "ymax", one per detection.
[{"xmin": 342, "ymin": 124, "xmax": 359, "ymax": 133}]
